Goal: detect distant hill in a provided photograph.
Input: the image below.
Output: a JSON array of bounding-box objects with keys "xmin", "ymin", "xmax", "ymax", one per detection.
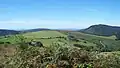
[
  {"xmin": 80, "ymin": 24, "xmax": 120, "ymax": 36},
  {"xmin": 0, "ymin": 28, "xmax": 50, "ymax": 36},
  {"xmin": 23, "ymin": 30, "xmax": 66, "ymax": 38},
  {"xmin": 0, "ymin": 29, "xmax": 20, "ymax": 36},
  {"xmin": 21, "ymin": 28, "xmax": 50, "ymax": 33}
]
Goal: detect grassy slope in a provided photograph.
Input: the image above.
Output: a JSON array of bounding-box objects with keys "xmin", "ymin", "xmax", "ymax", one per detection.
[
  {"xmin": 0, "ymin": 30, "xmax": 120, "ymax": 50},
  {"xmin": 0, "ymin": 31, "xmax": 67, "ymax": 46},
  {"xmin": 70, "ymin": 32, "xmax": 120, "ymax": 51},
  {"xmin": 24, "ymin": 30, "xmax": 66, "ymax": 38},
  {"xmin": 23, "ymin": 31, "xmax": 67, "ymax": 46},
  {"xmin": 0, "ymin": 35, "xmax": 20, "ymax": 43}
]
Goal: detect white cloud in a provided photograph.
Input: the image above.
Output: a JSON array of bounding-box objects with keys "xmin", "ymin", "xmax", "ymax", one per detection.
[{"xmin": 0, "ymin": 19, "xmax": 108, "ymax": 29}]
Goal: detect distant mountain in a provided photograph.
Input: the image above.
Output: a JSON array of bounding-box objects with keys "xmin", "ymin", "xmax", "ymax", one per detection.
[
  {"xmin": 80, "ymin": 24, "xmax": 120, "ymax": 36},
  {"xmin": 0, "ymin": 29, "xmax": 20, "ymax": 36},
  {"xmin": 0, "ymin": 28, "xmax": 50, "ymax": 36},
  {"xmin": 21, "ymin": 28, "xmax": 50, "ymax": 33}
]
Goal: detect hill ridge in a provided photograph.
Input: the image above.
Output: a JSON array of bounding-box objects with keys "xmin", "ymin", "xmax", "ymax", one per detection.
[{"xmin": 80, "ymin": 24, "xmax": 120, "ymax": 36}]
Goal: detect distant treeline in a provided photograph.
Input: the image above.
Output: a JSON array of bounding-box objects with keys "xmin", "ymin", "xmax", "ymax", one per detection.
[{"xmin": 36, "ymin": 36, "xmax": 67, "ymax": 40}]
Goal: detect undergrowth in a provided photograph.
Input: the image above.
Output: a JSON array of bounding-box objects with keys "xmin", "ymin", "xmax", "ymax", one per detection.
[{"xmin": 0, "ymin": 36, "xmax": 120, "ymax": 68}]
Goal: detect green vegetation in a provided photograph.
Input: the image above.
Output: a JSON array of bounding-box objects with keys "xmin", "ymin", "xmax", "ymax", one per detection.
[
  {"xmin": 0, "ymin": 30, "xmax": 120, "ymax": 68},
  {"xmin": 24, "ymin": 31, "xmax": 67, "ymax": 38},
  {"xmin": 0, "ymin": 31, "xmax": 67, "ymax": 46},
  {"xmin": 69, "ymin": 32, "xmax": 120, "ymax": 51},
  {"xmin": 80, "ymin": 24, "xmax": 120, "ymax": 36},
  {"xmin": 115, "ymin": 32, "xmax": 120, "ymax": 40}
]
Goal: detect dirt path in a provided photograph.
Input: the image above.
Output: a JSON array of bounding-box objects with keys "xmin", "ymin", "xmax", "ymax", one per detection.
[{"xmin": 100, "ymin": 40, "xmax": 106, "ymax": 48}]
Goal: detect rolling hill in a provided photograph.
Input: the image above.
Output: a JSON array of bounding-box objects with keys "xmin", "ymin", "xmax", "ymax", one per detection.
[
  {"xmin": 80, "ymin": 24, "xmax": 120, "ymax": 36},
  {"xmin": 69, "ymin": 31, "xmax": 120, "ymax": 51},
  {"xmin": 21, "ymin": 28, "xmax": 50, "ymax": 33},
  {"xmin": 0, "ymin": 29, "xmax": 19, "ymax": 36},
  {"xmin": 0, "ymin": 30, "xmax": 67, "ymax": 46},
  {"xmin": 1, "ymin": 25, "xmax": 120, "ymax": 51},
  {"xmin": 0, "ymin": 28, "xmax": 50, "ymax": 36},
  {"xmin": 23, "ymin": 30, "xmax": 66, "ymax": 38}
]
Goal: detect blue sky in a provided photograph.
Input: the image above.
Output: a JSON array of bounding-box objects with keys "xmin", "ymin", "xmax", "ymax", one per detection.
[{"xmin": 0, "ymin": 0, "xmax": 120, "ymax": 29}]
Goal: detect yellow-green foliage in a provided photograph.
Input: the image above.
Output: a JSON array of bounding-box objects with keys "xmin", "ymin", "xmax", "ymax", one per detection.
[{"xmin": 0, "ymin": 42, "xmax": 120, "ymax": 68}]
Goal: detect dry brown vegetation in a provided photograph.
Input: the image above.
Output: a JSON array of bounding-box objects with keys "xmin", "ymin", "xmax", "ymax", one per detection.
[{"xmin": 0, "ymin": 42, "xmax": 120, "ymax": 68}]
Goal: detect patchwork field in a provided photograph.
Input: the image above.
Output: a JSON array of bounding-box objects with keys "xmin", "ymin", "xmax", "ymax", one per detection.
[{"xmin": 0, "ymin": 30, "xmax": 120, "ymax": 50}]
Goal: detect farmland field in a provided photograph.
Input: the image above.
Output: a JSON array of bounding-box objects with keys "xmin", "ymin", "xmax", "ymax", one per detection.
[
  {"xmin": 24, "ymin": 30, "xmax": 67, "ymax": 38},
  {"xmin": 0, "ymin": 30, "xmax": 120, "ymax": 50}
]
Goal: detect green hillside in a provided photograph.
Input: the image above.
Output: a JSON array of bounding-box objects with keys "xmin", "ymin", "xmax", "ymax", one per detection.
[
  {"xmin": 23, "ymin": 31, "xmax": 98, "ymax": 47},
  {"xmin": 70, "ymin": 32, "xmax": 120, "ymax": 51},
  {"xmin": 24, "ymin": 30, "xmax": 67, "ymax": 38},
  {"xmin": 0, "ymin": 31, "xmax": 67, "ymax": 46},
  {"xmin": 80, "ymin": 24, "xmax": 120, "ymax": 36},
  {"xmin": 0, "ymin": 30, "xmax": 120, "ymax": 51}
]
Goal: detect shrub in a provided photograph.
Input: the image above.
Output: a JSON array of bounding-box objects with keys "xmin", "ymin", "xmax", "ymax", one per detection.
[
  {"xmin": 2, "ymin": 37, "xmax": 120, "ymax": 68},
  {"xmin": 73, "ymin": 44, "xmax": 85, "ymax": 48},
  {"xmin": 5, "ymin": 42, "xmax": 11, "ymax": 44},
  {"xmin": 84, "ymin": 41, "xmax": 87, "ymax": 43},
  {"xmin": 0, "ymin": 42, "xmax": 4, "ymax": 44}
]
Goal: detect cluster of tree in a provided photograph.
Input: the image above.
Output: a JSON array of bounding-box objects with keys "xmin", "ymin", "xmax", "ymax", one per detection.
[
  {"xmin": 26, "ymin": 41, "xmax": 43, "ymax": 47},
  {"xmin": 67, "ymin": 35, "xmax": 80, "ymax": 42},
  {"xmin": 115, "ymin": 32, "xmax": 120, "ymax": 40},
  {"xmin": 38, "ymin": 36, "xmax": 67, "ymax": 40},
  {"xmin": 0, "ymin": 41, "xmax": 11, "ymax": 44}
]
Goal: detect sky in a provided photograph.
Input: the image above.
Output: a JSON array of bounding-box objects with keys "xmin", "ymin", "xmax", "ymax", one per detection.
[{"xmin": 0, "ymin": 0, "xmax": 120, "ymax": 30}]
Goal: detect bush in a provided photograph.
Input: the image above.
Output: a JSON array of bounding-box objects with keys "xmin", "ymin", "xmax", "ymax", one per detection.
[
  {"xmin": 84, "ymin": 41, "xmax": 87, "ymax": 43},
  {"xmin": 93, "ymin": 53, "xmax": 120, "ymax": 68},
  {"xmin": 5, "ymin": 42, "xmax": 11, "ymax": 44},
  {"xmin": 0, "ymin": 42, "xmax": 4, "ymax": 44},
  {"xmin": 1, "ymin": 36, "xmax": 120, "ymax": 68},
  {"xmin": 73, "ymin": 44, "xmax": 85, "ymax": 48}
]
